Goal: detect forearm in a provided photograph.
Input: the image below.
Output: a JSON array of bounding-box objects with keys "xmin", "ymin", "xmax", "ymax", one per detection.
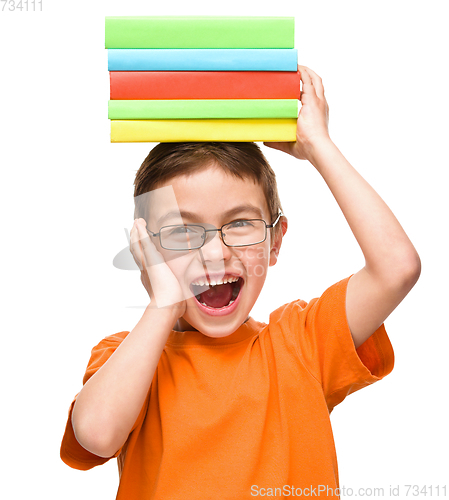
[
  {"xmin": 308, "ymin": 138, "xmax": 420, "ymax": 282},
  {"xmin": 268, "ymin": 65, "xmax": 421, "ymax": 347},
  {"xmin": 71, "ymin": 306, "xmax": 178, "ymax": 458}
]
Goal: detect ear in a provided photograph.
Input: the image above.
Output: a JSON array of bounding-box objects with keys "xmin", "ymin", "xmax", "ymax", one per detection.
[{"xmin": 269, "ymin": 217, "xmax": 288, "ymax": 267}]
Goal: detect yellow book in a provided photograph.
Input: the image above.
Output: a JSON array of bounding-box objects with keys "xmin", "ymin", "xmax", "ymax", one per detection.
[{"xmin": 110, "ymin": 119, "xmax": 297, "ymax": 143}]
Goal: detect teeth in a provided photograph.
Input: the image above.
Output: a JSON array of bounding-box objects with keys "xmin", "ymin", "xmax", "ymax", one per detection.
[{"xmin": 191, "ymin": 276, "xmax": 240, "ymax": 286}]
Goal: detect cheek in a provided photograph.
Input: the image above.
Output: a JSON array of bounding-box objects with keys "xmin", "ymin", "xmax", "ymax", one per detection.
[
  {"xmin": 162, "ymin": 250, "xmax": 198, "ymax": 284},
  {"xmin": 236, "ymin": 245, "xmax": 270, "ymax": 279}
]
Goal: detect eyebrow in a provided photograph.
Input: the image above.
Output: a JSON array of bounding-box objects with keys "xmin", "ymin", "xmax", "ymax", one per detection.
[{"xmin": 157, "ymin": 204, "xmax": 264, "ymax": 226}]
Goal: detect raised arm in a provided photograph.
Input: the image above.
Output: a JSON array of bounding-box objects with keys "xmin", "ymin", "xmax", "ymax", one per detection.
[{"xmin": 265, "ymin": 66, "xmax": 421, "ymax": 349}]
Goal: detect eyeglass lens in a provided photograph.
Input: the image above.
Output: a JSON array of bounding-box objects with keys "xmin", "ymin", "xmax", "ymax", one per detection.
[{"xmin": 159, "ymin": 220, "xmax": 267, "ymax": 250}]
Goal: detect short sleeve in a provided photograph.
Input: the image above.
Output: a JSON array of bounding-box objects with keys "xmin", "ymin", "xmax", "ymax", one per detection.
[
  {"xmin": 60, "ymin": 331, "xmax": 142, "ymax": 471},
  {"xmin": 287, "ymin": 276, "xmax": 394, "ymax": 412}
]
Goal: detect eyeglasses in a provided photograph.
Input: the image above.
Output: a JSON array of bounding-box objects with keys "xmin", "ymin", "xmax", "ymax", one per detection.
[{"xmin": 146, "ymin": 211, "xmax": 283, "ymax": 251}]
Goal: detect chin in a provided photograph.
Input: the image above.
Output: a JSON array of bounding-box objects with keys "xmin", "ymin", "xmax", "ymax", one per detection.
[
  {"xmin": 181, "ymin": 296, "xmax": 251, "ymax": 338},
  {"xmin": 184, "ymin": 311, "xmax": 249, "ymax": 337}
]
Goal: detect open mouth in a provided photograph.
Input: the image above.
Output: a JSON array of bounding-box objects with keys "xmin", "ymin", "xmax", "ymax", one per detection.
[{"xmin": 190, "ymin": 275, "xmax": 243, "ymax": 310}]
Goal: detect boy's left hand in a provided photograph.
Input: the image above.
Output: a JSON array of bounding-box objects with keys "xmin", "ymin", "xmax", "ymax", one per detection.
[{"xmin": 264, "ymin": 65, "xmax": 330, "ymax": 161}]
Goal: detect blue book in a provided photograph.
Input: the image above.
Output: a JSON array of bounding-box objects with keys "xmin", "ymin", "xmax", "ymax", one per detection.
[{"xmin": 108, "ymin": 49, "xmax": 298, "ymax": 71}]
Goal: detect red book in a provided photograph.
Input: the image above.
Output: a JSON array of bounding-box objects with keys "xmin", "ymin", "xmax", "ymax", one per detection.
[{"xmin": 110, "ymin": 70, "xmax": 301, "ymax": 100}]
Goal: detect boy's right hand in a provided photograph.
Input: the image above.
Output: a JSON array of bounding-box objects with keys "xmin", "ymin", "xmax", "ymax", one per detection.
[{"xmin": 130, "ymin": 218, "xmax": 187, "ymax": 316}]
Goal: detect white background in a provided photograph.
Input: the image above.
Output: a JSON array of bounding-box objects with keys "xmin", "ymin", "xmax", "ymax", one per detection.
[{"xmin": 1, "ymin": 0, "xmax": 448, "ymax": 498}]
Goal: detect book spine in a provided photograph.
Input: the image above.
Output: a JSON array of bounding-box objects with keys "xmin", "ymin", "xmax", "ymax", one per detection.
[
  {"xmin": 110, "ymin": 119, "xmax": 297, "ymax": 142},
  {"xmin": 108, "ymin": 49, "xmax": 298, "ymax": 72},
  {"xmin": 108, "ymin": 100, "xmax": 298, "ymax": 120},
  {"xmin": 105, "ymin": 16, "xmax": 294, "ymax": 49},
  {"xmin": 110, "ymin": 70, "xmax": 301, "ymax": 100}
]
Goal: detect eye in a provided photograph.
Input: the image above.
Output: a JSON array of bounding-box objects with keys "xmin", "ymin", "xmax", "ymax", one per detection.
[
  {"xmin": 228, "ymin": 220, "xmax": 254, "ymax": 229},
  {"xmin": 170, "ymin": 225, "xmax": 195, "ymax": 234}
]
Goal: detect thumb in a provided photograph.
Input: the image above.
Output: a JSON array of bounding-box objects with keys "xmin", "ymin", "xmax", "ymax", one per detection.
[{"xmin": 263, "ymin": 142, "xmax": 294, "ymax": 155}]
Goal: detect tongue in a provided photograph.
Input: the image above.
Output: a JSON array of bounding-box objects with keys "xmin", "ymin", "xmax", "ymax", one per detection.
[{"xmin": 199, "ymin": 283, "xmax": 234, "ymax": 308}]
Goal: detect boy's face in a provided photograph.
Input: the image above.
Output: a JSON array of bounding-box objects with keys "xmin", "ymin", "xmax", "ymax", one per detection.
[{"xmin": 146, "ymin": 163, "xmax": 285, "ymax": 338}]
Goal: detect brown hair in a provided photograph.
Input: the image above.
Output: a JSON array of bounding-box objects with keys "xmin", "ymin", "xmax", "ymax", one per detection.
[{"xmin": 134, "ymin": 142, "xmax": 283, "ymax": 240}]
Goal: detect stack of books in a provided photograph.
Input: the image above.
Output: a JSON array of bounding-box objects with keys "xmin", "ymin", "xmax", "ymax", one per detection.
[{"xmin": 106, "ymin": 16, "xmax": 300, "ymax": 142}]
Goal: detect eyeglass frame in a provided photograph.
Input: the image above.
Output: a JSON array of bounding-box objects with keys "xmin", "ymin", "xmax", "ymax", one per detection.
[{"xmin": 146, "ymin": 211, "xmax": 284, "ymax": 251}]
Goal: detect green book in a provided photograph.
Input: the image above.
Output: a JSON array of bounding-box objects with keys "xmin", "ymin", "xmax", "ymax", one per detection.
[
  {"xmin": 108, "ymin": 100, "xmax": 298, "ymax": 120},
  {"xmin": 105, "ymin": 16, "xmax": 294, "ymax": 49}
]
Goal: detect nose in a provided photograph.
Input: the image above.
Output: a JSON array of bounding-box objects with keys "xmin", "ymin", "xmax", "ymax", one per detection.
[{"xmin": 199, "ymin": 230, "xmax": 231, "ymax": 263}]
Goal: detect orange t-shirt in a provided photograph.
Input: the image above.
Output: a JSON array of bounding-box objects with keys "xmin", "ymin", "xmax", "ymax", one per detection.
[{"xmin": 61, "ymin": 277, "xmax": 394, "ymax": 499}]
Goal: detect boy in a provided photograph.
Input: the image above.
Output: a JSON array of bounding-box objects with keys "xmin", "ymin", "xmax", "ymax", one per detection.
[{"xmin": 61, "ymin": 66, "xmax": 420, "ymax": 498}]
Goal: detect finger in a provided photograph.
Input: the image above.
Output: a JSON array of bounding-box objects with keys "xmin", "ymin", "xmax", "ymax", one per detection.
[
  {"xmin": 129, "ymin": 220, "xmax": 142, "ymax": 269},
  {"xmin": 129, "ymin": 219, "xmax": 148, "ymax": 271},
  {"xmin": 135, "ymin": 219, "xmax": 165, "ymax": 268},
  {"xmin": 298, "ymin": 65, "xmax": 314, "ymax": 95},
  {"xmin": 304, "ymin": 67, "xmax": 325, "ymax": 100},
  {"xmin": 298, "ymin": 66, "xmax": 326, "ymax": 104},
  {"xmin": 297, "ymin": 67, "xmax": 316, "ymax": 107},
  {"xmin": 133, "ymin": 220, "xmax": 165, "ymax": 303},
  {"xmin": 129, "ymin": 221, "xmax": 144, "ymax": 271}
]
